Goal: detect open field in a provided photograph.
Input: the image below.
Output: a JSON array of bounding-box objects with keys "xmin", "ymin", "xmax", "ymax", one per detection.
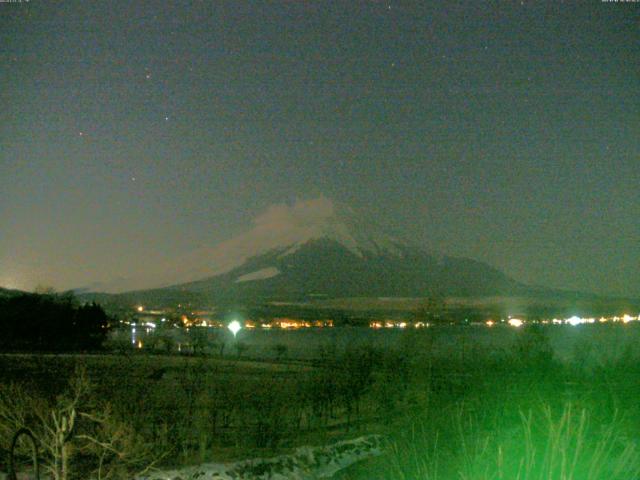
[
  {"xmin": 3, "ymin": 324, "xmax": 640, "ymax": 479},
  {"xmin": 0, "ymin": 345, "xmax": 401, "ymax": 478}
]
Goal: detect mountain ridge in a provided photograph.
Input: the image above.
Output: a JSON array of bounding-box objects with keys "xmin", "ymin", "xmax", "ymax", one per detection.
[
  {"xmin": 81, "ymin": 197, "xmax": 425, "ymax": 293},
  {"xmin": 167, "ymin": 236, "xmax": 526, "ymax": 301},
  {"xmin": 72, "ymin": 198, "xmax": 618, "ymax": 307}
]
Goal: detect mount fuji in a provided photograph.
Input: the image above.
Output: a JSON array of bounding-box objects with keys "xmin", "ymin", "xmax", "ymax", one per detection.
[{"xmin": 99, "ymin": 197, "xmax": 527, "ymax": 304}]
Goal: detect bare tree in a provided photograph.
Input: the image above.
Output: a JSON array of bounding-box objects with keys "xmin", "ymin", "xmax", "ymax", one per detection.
[{"xmin": 0, "ymin": 367, "xmax": 159, "ymax": 480}]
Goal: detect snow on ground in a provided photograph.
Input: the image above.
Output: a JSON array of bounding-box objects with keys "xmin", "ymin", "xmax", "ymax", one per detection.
[
  {"xmin": 136, "ymin": 435, "xmax": 385, "ymax": 480},
  {"xmin": 0, "ymin": 435, "xmax": 385, "ymax": 480}
]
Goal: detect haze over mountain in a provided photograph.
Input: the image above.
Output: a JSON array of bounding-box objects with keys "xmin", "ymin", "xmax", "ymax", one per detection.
[
  {"xmin": 84, "ymin": 197, "xmax": 403, "ymax": 293},
  {"xmin": 80, "ymin": 197, "xmax": 542, "ymax": 303}
]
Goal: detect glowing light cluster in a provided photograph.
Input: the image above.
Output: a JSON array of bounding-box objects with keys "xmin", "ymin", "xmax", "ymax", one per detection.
[
  {"xmin": 228, "ymin": 320, "xmax": 242, "ymax": 337},
  {"xmin": 566, "ymin": 316, "xmax": 584, "ymax": 326},
  {"xmin": 369, "ymin": 320, "xmax": 429, "ymax": 329},
  {"xmin": 563, "ymin": 315, "xmax": 640, "ymax": 326},
  {"xmin": 508, "ymin": 318, "xmax": 523, "ymax": 328}
]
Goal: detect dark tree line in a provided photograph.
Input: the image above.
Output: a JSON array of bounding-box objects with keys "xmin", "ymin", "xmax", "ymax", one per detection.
[{"xmin": 0, "ymin": 292, "xmax": 110, "ymax": 351}]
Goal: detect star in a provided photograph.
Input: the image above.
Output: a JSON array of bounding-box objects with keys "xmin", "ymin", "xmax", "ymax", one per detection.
[{"xmin": 164, "ymin": 116, "xmax": 169, "ymax": 121}]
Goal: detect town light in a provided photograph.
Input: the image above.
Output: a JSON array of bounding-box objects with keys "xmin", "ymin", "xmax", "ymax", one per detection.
[
  {"xmin": 508, "ymin": 318, "xmax": 523, "ymax": 328},
  {"xmin": 228, "ymin": 320, "xmax": 242, "ymax": 337}
]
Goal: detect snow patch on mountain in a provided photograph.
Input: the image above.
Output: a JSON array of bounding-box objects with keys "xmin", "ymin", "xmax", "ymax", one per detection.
[{"xmin": 235, "ymin": 267, "xmax": 281, "ymax": 283}]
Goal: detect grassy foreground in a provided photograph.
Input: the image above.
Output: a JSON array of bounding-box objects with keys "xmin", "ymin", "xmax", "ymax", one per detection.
[
  {"xmin": 341, "ymin": 324, "xmax": 640, "ymax": 479},
  {"xmin": 2, "ymin": 324, "xmax": 640, "ymax": 479}
]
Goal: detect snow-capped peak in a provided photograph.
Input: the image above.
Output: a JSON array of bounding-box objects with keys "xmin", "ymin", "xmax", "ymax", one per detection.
[
  {"xmin": 255, "ymin": 196, "xmax": 406, "ymax": 258},
  {"xmin": 165, "ymin": 197, "xmax": 408, "ymax": 286}
]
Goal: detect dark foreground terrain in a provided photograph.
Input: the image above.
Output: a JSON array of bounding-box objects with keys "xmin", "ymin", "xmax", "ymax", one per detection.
[{"xmin": 2, "ymin": 324, "xmax": 640, "ymax": 479}]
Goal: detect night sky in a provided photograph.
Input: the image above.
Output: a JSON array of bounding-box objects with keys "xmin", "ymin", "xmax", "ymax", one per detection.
[{"xmin": 1, "ymin": 1, "xmax": 638, "ymax": 297}]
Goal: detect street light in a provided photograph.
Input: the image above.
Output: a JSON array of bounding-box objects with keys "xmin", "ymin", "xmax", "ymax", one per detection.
[{"xmin": 228, "ymin": 320, "xmax": 242, "ymax": 337}]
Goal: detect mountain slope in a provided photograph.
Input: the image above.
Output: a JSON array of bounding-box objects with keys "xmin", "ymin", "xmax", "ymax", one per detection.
[
  {"xmin": 86, "ymin": 197, "xmax": 530, "ymax": 302},
  {"xmin": 170, "ymin": 237, "xmax": 526, "ymax": 302}
]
